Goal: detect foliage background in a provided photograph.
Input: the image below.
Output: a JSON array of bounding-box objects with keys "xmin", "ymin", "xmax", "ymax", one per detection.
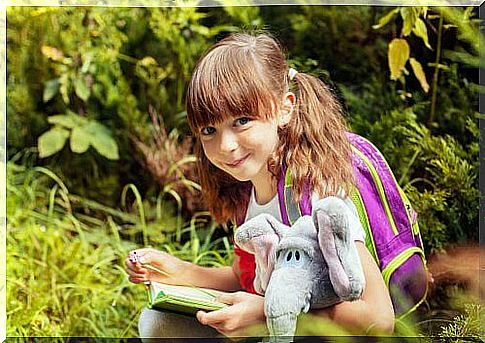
[{"xmin": 6, "ymin": 5, "xmax": 481, "ymax": 338}]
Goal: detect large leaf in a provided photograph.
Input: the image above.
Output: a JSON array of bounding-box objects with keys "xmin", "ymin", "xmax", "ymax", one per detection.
[
  {"xmin": 38, "ymin": 126, "xmax": 70, "ymax": 158},
  {"xmin": 400, "ymin": 7, "xmax": 418, "ymax": 36},
  {"xmin": 84, "ymin": 122, "xmax": 119, "ymax": 160},
  {"xmin": 413, "ymin": 18, "xmax": 432, "ymax": 50},
  {"xmin": 74, "ymin": 77, "xmax": 90, "ymax": 102},
  {"xmin": 43, "ymin": 79, "xmax": 60, "ymax": 102},
  {"xmin": 47, "ymin": 112, "xmax": 87, "ymax": 129},
  {"xmin": 372, "ymin": 8, "xmax": 400, "ymax": 29},
  {"xmin": 388, "ymin": 39, "xmax": 410, "ymax": 80},
  {"xmin": 410, "ymin": 58, "xmax": 430, "ymax": 93},
  {"xmin": 70, "ymin": 126, "xmax": 90, "ymax": 153}
]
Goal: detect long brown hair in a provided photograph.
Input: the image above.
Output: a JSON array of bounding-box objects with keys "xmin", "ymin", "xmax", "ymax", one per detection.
[{"xmin": 186, "ymin": 32, "xmax": 354, "ymax": 224}]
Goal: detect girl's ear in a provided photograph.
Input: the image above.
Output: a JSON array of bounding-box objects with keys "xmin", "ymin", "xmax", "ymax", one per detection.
[{"xmin": 278, "ymin": 92, "xmax": 296, "ymax": 127}]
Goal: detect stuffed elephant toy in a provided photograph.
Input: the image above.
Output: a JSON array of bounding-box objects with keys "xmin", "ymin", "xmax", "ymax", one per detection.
[{"xmin": 235, "ymin": 196, "xmax": 366, "ymax": 342}]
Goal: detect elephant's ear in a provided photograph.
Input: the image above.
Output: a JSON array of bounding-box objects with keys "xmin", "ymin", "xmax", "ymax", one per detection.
[
  {"xmin": 235, "ymin": 213, "xmax": 287, "ymax": 294},
  {"xmin": 313, "ymin": 197, "xmax": 365, "ymax": 300}
]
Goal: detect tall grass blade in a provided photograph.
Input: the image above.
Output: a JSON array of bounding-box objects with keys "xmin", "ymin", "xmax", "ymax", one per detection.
[{"xmin": 121, "ymin": 184, "xmax": 148, "ymax": 246}]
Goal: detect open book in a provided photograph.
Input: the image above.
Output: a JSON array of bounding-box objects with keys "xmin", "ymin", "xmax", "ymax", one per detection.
[{"xmin": 146, "ymin": 282, "xmax": 229, "ymax": 316}]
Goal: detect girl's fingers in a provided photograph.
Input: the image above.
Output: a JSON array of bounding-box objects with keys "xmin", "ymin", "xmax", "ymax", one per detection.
[
  {"xmin": 127, "ymin": 272, "xmax": 147, "ymax": 281},
  {"xmin": 129, "ymin": 275, "xmax": 147, "ymax": 283},
  {"xmin": 196, "ymin": 307, "xmax": 232, "ymax": 326},
  {"xmin": 127, "ymin": 266, "xmax": 149, "ymax": 282},
  {"xmin": 196, "ymin": 312, "xmax": 224, "ymax": 334},
  {"xmin": 125, "ymin": 261, "xmax": 143, "ymax": 274},
  {"xmin": 125, "ymin": 258, "xmax": 135, "ymax": 270},
  {"xmin": 197, "ymin": 310, "xmax": 239, "ymax": 337},
  {"xmin": 196, "ymin": 310, "xmax": 207, "ymax": 324},
  {"xmin": 125, "ymin": 262, "xmax": 148, "ymax": 277},
  {"xmin": 197, "ymin": 310, "xmax": 224, "ymax": 326},
  {"xmin": 215, "ymin": 293, "xmax": 236, "ymax": 305},
  {"xmin": 126, "ymin": 267, "xmax": 147, "ymax": 276}
]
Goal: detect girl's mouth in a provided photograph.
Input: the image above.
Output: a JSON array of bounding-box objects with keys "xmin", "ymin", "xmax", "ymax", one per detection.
[{"xmin": 225, "ymin": 154, "xmax": 250, "ymax": 168}]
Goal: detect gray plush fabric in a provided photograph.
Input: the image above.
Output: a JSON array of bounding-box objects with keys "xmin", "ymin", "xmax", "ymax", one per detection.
[{"xmin": 235, "ymin": 196, "xmax": 366, "ymax": 342}]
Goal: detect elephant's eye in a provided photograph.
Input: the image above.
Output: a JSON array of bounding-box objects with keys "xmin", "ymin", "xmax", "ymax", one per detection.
[
  {"xmin": 295, "ymin": 250, "xmax": 300, "ymax": 261},
  {"xmin": 286, "ymin": 251, "xmax": 293, "ymax": 262}
]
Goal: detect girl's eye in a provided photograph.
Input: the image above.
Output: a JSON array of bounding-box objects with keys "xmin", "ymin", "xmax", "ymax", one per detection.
[
  {"xmin": 200, "ymin": 126, "xmax": 216, "ymax": 136},
  {"xmin": 234, "ymin": 117, "xmax": 251, "ymax": 127}
]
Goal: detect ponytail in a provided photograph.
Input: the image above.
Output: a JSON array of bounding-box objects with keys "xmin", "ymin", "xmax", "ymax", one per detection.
[{"xmin": 275, "ymin": 72, "xmax": 354, "ymax": 202}]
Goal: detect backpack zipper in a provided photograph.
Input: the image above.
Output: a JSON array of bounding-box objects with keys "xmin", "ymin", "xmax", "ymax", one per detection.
[
  {"xmin": 352, "ymin": 147, "xmax": 399, "ymax": 235},
  {"xmin": 397, "ymin": 187, "xmax": 426, "ymax": 251},
  {"xmin": 382, "ymin": 247, "xmax": 424, "ymax": 286},
  {"xmin": 350, "ymin": 188, "xmax": 379, "ymax": 264},
  {"xmin": 354, "ymin": 136, "xmax": 422, "ymax": 238}
]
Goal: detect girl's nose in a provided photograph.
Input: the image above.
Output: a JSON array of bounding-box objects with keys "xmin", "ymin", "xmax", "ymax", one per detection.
[{"xmin": 219, "ymin": 130, "xmax": 239, "ymax": 153}]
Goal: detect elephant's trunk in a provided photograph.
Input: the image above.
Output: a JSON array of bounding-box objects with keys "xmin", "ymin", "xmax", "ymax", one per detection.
[
  {"xmin": 266, "ymin": 313, "xmax": 298, "ymax": 342},
  {"xmin": 264, "ymin": 267, "xmax": 312, "ymax": 341}
]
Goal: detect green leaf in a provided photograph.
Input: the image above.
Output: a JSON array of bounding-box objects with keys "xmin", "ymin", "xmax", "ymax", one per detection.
[
  {"xmin": 43, "ymin": 79, "xmax": 60, "ymax": 102},
  {"xmin": 74, "ymin": 77, "xmax": 90, "ymax": 102},
  {"xmin": 81, "ymin": 51, "xmax": 94, "ymax": 74},
  {"xmin": 47, "ymin": 112, "xmax": 87, "ymax": 129},
  {"xmin": 400, "ymin": 8, "xmax": 417, "ymax": 36},
  {"xmin": 410, "ymin": 58, "xmax": 430, "ymax": 93},
  {"xmin": 38, "ymin": 126, "xmax": 70, "ymax": 158},
  {"xmin": 388, "ymin": 38, "xmax": 410, "ymax": 80},
  {"xmin": 59, "ymin": 73, "xmax": 70, "ymax": 105},
  {"xmin": 84, "ymin": 122, "xmax": 119, "ymax": 160},
  {"xmin": 70, "ymin": 126, "xmax": 90, "ymax": 153},
  {"xmin": 372, "ymin": 8, "xmax": 399, "ymax": 29},
  {"xmin": 412, "ymin": 18, "xmax": 432, "ymax": 50}
]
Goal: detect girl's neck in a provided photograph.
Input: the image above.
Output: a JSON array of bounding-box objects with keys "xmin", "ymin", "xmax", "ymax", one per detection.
[{"xmin": 252, "ymin": 174, "xmax": 277, "ymax": 205}]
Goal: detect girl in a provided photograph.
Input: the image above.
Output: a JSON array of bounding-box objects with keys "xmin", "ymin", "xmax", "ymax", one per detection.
[{"xmin": 125, "ymin": 32, "xmax": 395, "ymax": 338}]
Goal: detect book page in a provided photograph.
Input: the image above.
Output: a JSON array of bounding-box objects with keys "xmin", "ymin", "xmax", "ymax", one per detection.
[{"xmin": 150, "ymin": 282, "xmax": 229, "ymax": 303}]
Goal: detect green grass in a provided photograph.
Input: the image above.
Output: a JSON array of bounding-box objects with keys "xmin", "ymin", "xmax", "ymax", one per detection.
[{"xmin": 6, "ymin": 162, "xmax": 233, "ymax": 337}]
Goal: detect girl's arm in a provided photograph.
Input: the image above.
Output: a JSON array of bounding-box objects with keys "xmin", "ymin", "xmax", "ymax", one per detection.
[
  {"xmin": 125, "ymin": 248, "xmax": 242, "ymax": 292},
  {"xmin": 312, "ymin": 241, "xmax": 395, "ymax": 334},
  {"xmin": 189, "ymin": 258, "xmax": 242, "ymax": 291}
]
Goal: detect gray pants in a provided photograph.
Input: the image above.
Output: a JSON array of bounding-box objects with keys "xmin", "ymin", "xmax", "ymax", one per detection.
[{"xmin": 138, "ymin": 308, "xmax": 221, "ymax": 339}]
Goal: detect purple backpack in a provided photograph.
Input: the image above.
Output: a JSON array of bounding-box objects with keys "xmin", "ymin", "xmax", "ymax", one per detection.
[{"xmin": 277, "ymin": 132, "xmax": 428, "ymax": 317}]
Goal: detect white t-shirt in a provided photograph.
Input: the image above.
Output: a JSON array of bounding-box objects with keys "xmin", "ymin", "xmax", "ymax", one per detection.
[{"xmin": 244, "ymin": 187, "xmax": 366, "ymax": 242}]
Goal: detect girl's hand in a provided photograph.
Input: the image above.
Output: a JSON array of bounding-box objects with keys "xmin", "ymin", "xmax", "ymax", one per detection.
[
  {"xmin": 125, "ymin": 248, "xmax": 192, "ymax": 285},
  {"xmin": 196, "ymin": 291, "xmax": 267, "ymax": 337}
]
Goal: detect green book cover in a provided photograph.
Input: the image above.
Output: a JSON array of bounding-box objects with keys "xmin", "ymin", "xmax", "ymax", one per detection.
[{"xmin": 147, "ymin": 282, "xmax": 229, "ymax": 317}]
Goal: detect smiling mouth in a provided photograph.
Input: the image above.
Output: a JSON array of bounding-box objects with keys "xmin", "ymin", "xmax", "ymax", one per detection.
[{"xmin": 225, "ymin": 154, "xmax": 250, "ymax": 168}]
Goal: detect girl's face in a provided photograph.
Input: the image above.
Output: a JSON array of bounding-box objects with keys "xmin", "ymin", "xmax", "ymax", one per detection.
[{"xmin": 199, "ymin": 115, "xmax": 279, "ymax": 187}]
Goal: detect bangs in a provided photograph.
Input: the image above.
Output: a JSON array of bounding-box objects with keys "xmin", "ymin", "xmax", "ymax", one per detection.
[{"xmin": 187, "ymin": 44, "xmax": 279, "ymax": 134}]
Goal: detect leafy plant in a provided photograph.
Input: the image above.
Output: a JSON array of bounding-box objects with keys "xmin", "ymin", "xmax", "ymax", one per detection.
[
  {"xmin": 132, "ymin": 106, "xmax": 202, "ymax": 218},
  {"xmin": 374, "ymin": 7, "xmax": 431, "ymax": 97},
  {"xmin": 438, "ymin": 304, "xmax": 483, "ymax": 340},
  {"xmin": 38, "ymin": 111, "xmax": 119, "ymax": 160},
  {"xmin": 374, "ymin": 6, "xmax": 481, "ymax": 123}
]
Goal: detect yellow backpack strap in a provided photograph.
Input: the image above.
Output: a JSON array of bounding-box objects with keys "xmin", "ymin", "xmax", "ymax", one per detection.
[{"xmin": 283, "ymin": 168, "xmax": 303, "ymax": 226}]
